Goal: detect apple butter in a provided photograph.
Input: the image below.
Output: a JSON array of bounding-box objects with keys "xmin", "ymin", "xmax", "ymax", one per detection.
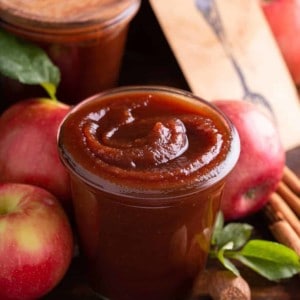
[
  {"xmin": 58, "ymin": 86, "xmax": 240, "ymax": 300},
  {"xmin": 0, "ymin": 0, "xmax": 140, "ymax": 109}
]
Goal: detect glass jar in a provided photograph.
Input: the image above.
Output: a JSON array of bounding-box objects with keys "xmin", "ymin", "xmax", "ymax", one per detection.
[
  {"xmin": 58, "ymin": 86, "xmax": 240, "ymax": 300},
  {"xmin": 0, "ymin": 0, "xmax": 141, "ymax": 109}
]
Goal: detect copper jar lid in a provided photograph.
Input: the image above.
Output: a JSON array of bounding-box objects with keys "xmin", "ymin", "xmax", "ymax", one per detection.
[{"xmin": 0, "ymin": 0, "xmax": 140, "ymax": 31}]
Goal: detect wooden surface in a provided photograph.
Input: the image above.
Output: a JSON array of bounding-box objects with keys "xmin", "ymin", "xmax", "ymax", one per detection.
[{"xmin": 45, "ymin": 2, "xmax": 300, "ymax": 299}]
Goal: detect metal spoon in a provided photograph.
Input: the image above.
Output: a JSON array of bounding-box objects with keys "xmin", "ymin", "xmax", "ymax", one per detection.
[{"xmin": 195, "ymin": 0, "xmax": 274, "ymax": 115}]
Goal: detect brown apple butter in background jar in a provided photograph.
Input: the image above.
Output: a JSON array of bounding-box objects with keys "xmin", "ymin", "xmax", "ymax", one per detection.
[{"xmin": 0, "ymin": 0, "xmax": 141, "ymax": 108}]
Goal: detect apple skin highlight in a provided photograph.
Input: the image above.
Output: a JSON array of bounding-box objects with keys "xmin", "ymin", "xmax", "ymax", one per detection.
[
  {"xmin": 0, "ymin": 99, "xmax": 72, "ymax": 211},
  {"xmin": 0, "ymin": 183, "xmax": 74, "ymax": 300},
  {"xmin": 213, "ymin": 100, "xmax": 285, "ymax": 221},
  {"xmin": 261, "ymin": 0, "xmax": 300, "ymax": 85}
]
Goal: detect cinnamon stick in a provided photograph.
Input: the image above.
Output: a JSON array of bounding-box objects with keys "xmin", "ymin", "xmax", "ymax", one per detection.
[
  {"xmin": 276, "ymin": 181, "xmax": 300, "ymax": 217},
  {"xmin": 265, "ymin": 203, "xmax": 300, "ymax": 255},
  {"xmin": 269, "ymin": 221, "xmax": 300, "ymax": 256},
  {"xmin": 282, "ymin": 166, "xmax": 300, "ymax": 195},
  {"xmin": 268, "ymin": 192, "xmax": 300, "ymax": 237},
  {"xmin": 264, "ymin": 166, "xmax": 300, "ymax": 255}
]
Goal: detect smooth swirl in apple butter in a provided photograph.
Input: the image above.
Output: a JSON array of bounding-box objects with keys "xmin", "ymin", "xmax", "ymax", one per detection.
[
  {"xmin": 59, "ymin": 89, "xmax": 238, "ymax": 195},
  {"xmin": 61, "ymin": 90, "xmax": 230, "ymax": 191}
]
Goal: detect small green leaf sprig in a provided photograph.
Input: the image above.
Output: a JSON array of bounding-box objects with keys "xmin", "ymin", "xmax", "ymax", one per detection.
[
  {"xmin": 210, "ymin": 212, "xmax": 300, "ymax": 281},
  {"xmin": 0, "ymin": 29, "xmax": 60, "ymax": 100}
]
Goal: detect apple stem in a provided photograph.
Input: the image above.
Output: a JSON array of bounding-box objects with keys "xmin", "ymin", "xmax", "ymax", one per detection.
[
  {"xmin": 40, "ymin": 82, "xmax": 58, "ymax": 102},
  {"xmin": 245, "ymin": 188, "xmax": 257, "ymax": 199}
]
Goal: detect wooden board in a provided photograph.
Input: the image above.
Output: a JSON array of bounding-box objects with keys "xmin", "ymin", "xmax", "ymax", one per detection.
[{"xmin": 149, "ymin": 0, "xmax": 300, "ymax": 151}]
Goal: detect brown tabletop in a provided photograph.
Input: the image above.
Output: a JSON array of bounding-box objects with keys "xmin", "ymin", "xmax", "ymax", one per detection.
[{"xmin": 45, "ymin": 2, "xmax": 300, "ymax": 299}]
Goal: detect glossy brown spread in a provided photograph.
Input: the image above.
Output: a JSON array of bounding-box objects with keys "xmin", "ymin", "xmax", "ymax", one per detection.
[
  {"xmin": 58, "ymin": 87, "xmax": 239, "ymax": 300},
  {"xmin": 59, "ymin": 88, "xmax": 236, "ymax": 197}
]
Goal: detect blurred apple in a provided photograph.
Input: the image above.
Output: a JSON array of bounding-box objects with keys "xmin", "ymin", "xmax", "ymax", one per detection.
[
  {"xmin": 0, "ymin": 183, "xmax": 73, "ymax": 300},
  {"xmin": 261, "ymin": 0, "xmax": 300, "ymax": 85},
  {"xmin": 213, "ymin": 100, "xmax": 285, "ymax": 220},
  {"xmin": 0, "ymin": 99, "xmax": 71, "ymax": 210}
]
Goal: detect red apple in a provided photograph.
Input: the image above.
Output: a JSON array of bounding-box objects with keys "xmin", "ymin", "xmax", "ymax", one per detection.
[
  {"xmin": 261, "ymin": 0, "xmax": 300, "ymax": 85},
  {"xmin": 0, "ymin": 183, "xmax": 74, "ymax": 300},
  {"xmin": 0, "ymin": 99, "xmax": 71, "ymax": 210},
  {"xmin": 213, "ymin": 100, "xmax": 285, "ymax": 220}
]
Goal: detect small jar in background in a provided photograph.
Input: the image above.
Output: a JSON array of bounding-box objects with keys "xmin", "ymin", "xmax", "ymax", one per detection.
[{"xmin": 0, "ymin": 0, "xmax": 141, "ymax": 109}]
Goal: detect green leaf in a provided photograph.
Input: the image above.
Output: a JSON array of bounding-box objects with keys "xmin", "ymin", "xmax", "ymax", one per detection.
[
  {"xmin": 211, "ymin": 211, "xmax": 253, "ymax": 250},
  {"xmin": 232, "ymin": 240, "xmax": 300, "ymax": 281},
  {"xmin": 216, "ymin": 242, "xmax": 240, "ymax": 276},
  {"xmin": 209, "ymin": 213, "xmax": 300, "ymax": 281},
  {"xmin": 218, "ymin": 250, "xmax": 240, "ymax": 276},
  {"xmin": 0, "ymin": 29, "xmax": 60, "ymax": 99},
  {"xmin": 219, "ymin": 223, "xmax": 253, "ymax": 250}
]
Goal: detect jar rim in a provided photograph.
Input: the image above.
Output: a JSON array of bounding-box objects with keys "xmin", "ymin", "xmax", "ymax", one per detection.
[{"xmin": 0, "ymin": 0, "xmax": 141, "ymax": 34}]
